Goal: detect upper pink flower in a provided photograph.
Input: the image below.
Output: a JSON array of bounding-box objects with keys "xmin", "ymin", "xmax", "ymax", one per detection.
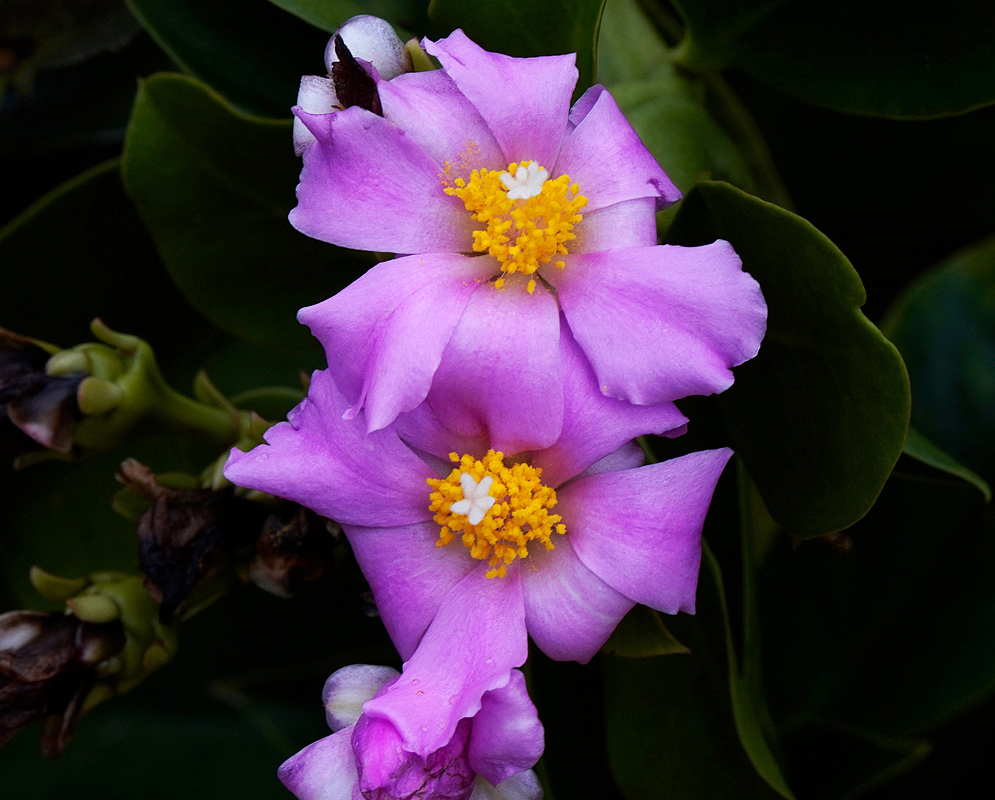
[{"xmin": 290, "ymin": 29, "xmax": 767, "ymax": 452}]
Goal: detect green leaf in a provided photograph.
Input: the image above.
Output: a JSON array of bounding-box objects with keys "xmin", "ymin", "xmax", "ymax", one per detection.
[
  {"xmin": 900, "ymin": 427, "xmax": 991, "ymax": 503},
  {"xmin": 266, "ymin": 0, "xmax": 423, "ymax": 33},
  {"xmin": 668, "ymin": 181, "xmax": 911, "ymax": 537},
  {"xmin": 598, "ymin": 0, "xmax": 790, "ymax": 232},
  {"xmin": 601, "ymin": 604, "xmax": 690, "ymax": 657},
  {"xmin": 670, "ymin": 0, "xmax": 995, "ymax": 118},
  {"xmin": 777, "ymin": 720, "xmax": 930, "ymax": 800},
  {"xmin": 126, "ymin": 0, "xmax": 330, "ymax": 118},
  {"xmin": 428, "ymin": 0, "xmax": 606, "ymax": 96},
  {"xmin": 881, "ymin": 236, "xmax": 995, "ymax": 487},
  {"xmin": 122, "ymin": 73, "xmax": 372, "ymax": 351},
  {"xmin": 760, "ymin": 470, "xmax": 995, "ymax": 740},
  {"xmin": 603, "ymin": 544, "xmax": 792, "ymax": 799}
]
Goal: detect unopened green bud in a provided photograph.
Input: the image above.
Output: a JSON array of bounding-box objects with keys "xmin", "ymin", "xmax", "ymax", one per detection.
[
  {"xmin": 67, "ymin": 594, "xmax": 120, "ymax": 624},
  {"xmin": 91, "ymin": 318, "xmax": 140, "ymax": 354},
  {"xmin": 77, "ymin": 376, "xmax": 125, "ymax": 416},
  {"xmin": 29, "ymin": 566, "xmax": 90, "ymax": 602},
  {"xmin": 45, "ymin": 350, "xmax": 90, "ymax": 377}
]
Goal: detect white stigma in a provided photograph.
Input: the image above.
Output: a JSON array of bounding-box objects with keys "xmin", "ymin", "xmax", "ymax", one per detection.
[
  {"xmin": 449, "ymin": 474, "xmax": 496, "ymax": 525},
  {"xmin": 500, "ymin": 162, "xmax": 548, "ymax": 201}
]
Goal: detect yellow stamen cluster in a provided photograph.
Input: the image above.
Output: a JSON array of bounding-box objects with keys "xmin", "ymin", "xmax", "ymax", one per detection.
[
  {"xmin": 444, "ymin": 162, "xmax": 587, "ymax": 294},
  {"xmin": 427, "ymin": 450, "xmax": 566, "ymax": 579}
]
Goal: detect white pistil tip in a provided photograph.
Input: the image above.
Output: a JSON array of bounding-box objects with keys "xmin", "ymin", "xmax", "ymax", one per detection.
[
  {"xmin": 501, "ymin": 161, "xmax": 548, "ymax": 201},
  {"xmin": 450, "ymin": 474, "xmax": 496, "ymax": 525}
]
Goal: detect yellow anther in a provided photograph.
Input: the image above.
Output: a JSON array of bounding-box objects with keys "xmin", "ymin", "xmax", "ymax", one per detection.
[
  {"xmin": 427, "ymin": 450, "xmax": 566, "ymax": 579},
  {"xmin": 444, "ymin": 161, "xmax": 587, "ymax": 285}
]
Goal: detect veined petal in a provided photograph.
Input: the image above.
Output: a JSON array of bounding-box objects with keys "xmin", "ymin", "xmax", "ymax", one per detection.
[
  {"xmin": 323, "ymin": 665, "xmax": 399, "ymax": 731},
  {"xmin": 424, "ymin": 30, "xmax": 577, "ymax": 168},
  {"xmin": 278, "ymin": 729, "xmax": 357, "ymax": 800},
  {"xmin": 468, "ymin": 671, "xmax": 544, "ymax": 786},
  {"xmin": 299, "ymin": 254, "xmax": 495, "ymax": 433},
  {"xmin": 521, "ymin": 535, "xmax": 634, "ymax": 663},
  {"xmin": 223, "ymin": 370, "xmax": 434, "ymax": 528},
  {"xmin": 344, "ymin": 521, "xmax": 476, "ymax": 662},
  {"xmin": 426, "ymin": 280, "xmax": 563, "ymax": 456},
  {"xmin": 393, "ymin": 402, "xmax": 489, "ymax": 464},
  {"xmin": 560, "ymin": 449, "xmax": 733, "ymax": 614},
  {"xmin": 572, "ymin": 197, "xmax": 659, "ymax": 254},
  {"xmin": 555, "ymin": 86, "xmax": 680, "ymax": 211},
  {"xmin": 290, "ymin": 106, "xmax": 473, "ymax": 253},
  {"xmin": 531, "ymin": 325, "xmax": 687, "ymax": 488},
  {"xmin": 362, "ymin": 562, "xmax": 528, "ymax": 757},
  {"xmin": 379, "ymin": 69, "xmax": 505, "ymax": 171},
  {"xmin": 550, "ymin": 241, "xmax": 767, "ymax": 405}
]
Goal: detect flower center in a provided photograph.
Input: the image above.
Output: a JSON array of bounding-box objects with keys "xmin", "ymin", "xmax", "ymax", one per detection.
[
  {"xmin": 444, "ymin": 161, "xmax": 587, "ymax": 294},
  {"xmin": 427, "ymin": 450, "xmax": 566, "ymax": 579}
]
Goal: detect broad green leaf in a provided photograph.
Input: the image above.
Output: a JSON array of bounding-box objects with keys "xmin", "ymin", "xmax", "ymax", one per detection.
[
  {"xmin": 428, "ymin": 0, "xmax": 606, "ymax": 96},
  {"xmin": 0, "ymin": 159, "xmax": 204, "ymax": 348},
  {"xmin": 777, "ymin": 720, "xmax": 930, "ymax": 800},
  {"xmin": 598, "ymin": 0, "xmax": 790, "ymax": 231},
  {"xmin": 266, "ymin": 0, "xmax": 423, "ymax": 33},
  {"xmin": 603, "ymin": 545, "xmax": 792, "ymax": 799},
  {"xmin": 760, "ymin": 471, "xmax": 995, "ymax": 739},
  {"xmin": 899, "ymin": 427, "xmax": 991, "ymax": 503},
  {"xmin": 881, "ymin": 236, "xmax": 995, "ymax": 487},
  {"xmin": 602, "ymin": 604, "xmax": 689, "ymax": 657},
  {"xmin": 668, "ymin": 181, "xmax": 910, "ymax": 537},
  {"xmin": 670, "ymin": 0, "xmax": 995, "ymax": 118},
  {"xmin": 126, "ymin": 0, "xmax": 329, "ymax": 118},
  {"xmin": 122, "ymin": 73, "xmax": 371, "ymax": 351}
]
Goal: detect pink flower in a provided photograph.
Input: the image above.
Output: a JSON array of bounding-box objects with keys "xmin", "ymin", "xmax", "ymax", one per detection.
[
  {"xmin": 279, "ymin": 664, "xmax": 543, "ymax": 800},
  {"xmin": 290, "ymin": 29, "xmax": 766, "ymax": 452},
  {"xmin": 224, "ymin": 328, "xmax": 731, "ymax": 759}
]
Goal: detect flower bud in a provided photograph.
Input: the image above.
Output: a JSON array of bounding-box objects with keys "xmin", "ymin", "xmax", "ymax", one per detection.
[
  {"xmin": 0, "ymin": 610, "xmax": 125, "ymax": 757},
  {"xmin": 294, "ymin": 15, "xmax": 418, "ymax": 155},
  {"xmin": 1, "ymin": 327, "xmax": 84, "ymax": 455}
]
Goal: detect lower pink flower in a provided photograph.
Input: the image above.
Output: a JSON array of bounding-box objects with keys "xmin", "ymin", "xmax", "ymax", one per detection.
[{"xmin": 225, "ymin": 327, "xmax": 731, "ymax": 759}]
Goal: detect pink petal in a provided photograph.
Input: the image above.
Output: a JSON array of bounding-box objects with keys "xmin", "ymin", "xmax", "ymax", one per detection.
[
  {"xmin": 298, "ymin": 254, "xmax": 495, "ymax": 433},
  {"xmin": 223, "ymin": 370, "xmax": 434, "ymax": 528},
  {"xmin": 426, "ymin": 279, "xmax": 564, "ymax": 455},
  {"xmin": 572, "ymin": 197, "xmax": 659, "ymax": 254},
  {"xmin": 379, "ymin": 70, "xmax": 505, "ymax": 171},
  {"xmin": 424, "ymin": 30, "xmax": 577, "ymax": 168},
  {"xmin": 555, "ymin": 85, "xmax": 680, "ymax": 211},
  {"xmin": 278, "ymin": 729, "xmax": 357, "ymax": 800},
  {"xmin": 531, "ymin": 326, "xmax": 687, "ymax": 488},
  {"xmin": 468, "ymin": 671, "xmax": 544, "ymax": 786},
  {"xmin": 289, "ymin": 105, "xmax": 473, "ymax": 253},
  {"xmin": 393, "ymin": 403, "xmax": 488, "ymax": 464},
  {"xmin": 344, "ymin": 521, "xmax": 477, "ymax": 661},
  {"xmin": 559, "ymin": 448, "xmax": 733, "ymax": 614},
  {"xmin": 521, "ymin": 536, "xmax": 634, "ymax": 663},
  {"xmin": 362, "ymin": 562, "xmax": 528, "ymax": 757},
  {"xmin": 549, "ymin": 241, "xmax": 767, "ymax": 405}
]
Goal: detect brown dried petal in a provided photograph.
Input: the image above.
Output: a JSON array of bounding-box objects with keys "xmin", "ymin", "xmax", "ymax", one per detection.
[{"xmin": 331, "ymin": 35, "xmax": 382, "ymax": 116}]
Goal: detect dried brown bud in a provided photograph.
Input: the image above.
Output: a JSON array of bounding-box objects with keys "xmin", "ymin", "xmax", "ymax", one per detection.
[
  {"xmin": 120, "ymin": 459, "xmax": 268, "ymax": 623},
  {"xmin": 0, "ymin": 610, "xmax": 124, "ymax": 757},
  {"xmin": 249, "ymin": 508, "xmax": 338, "ymax": 598},
  {"xmin": 1, "ymin": 327, "xmax": 83, "ymax": 455}
]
